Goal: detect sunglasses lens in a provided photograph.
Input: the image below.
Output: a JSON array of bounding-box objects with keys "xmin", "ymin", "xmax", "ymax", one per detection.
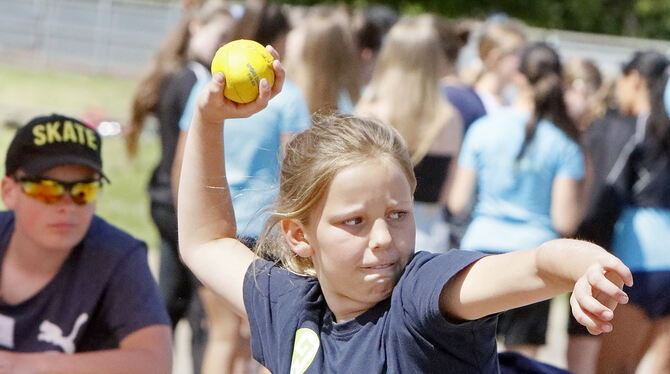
[
  {"xmin": 22, "ymin": 180, "xmax": 65, "ymax": 204},
  {"xmin": 20, "ymin": 178, "xmax": 101, "ymax": 205},
  {"xmin": 70, "ymin": 181, "xmax": 101, "ymax": 205}
]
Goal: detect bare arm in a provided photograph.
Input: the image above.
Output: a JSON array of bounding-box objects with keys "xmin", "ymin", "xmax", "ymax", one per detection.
[
  {"xmin": 447, "ymin": 166, "xmax": 477, "ymax": 216},
  {"xmin": 0, "ymin": 325, "xmax": 172, "ymax": 374},
  {"xmin": 440, "ymin": 239, "xmax": 633, "ymax": 335},
  {"xmin": 177, "ymin": 49, "xmax": 285, "ymax": 316},
  {"xmin": 551, "ymin": 176, "xmax": 586, "ymax": 236},
  {"xmin": 171, "ymin": 129, "xmax": 187, "ymax": 206},
  {"xmin": 436, "ymin": 117, "xmax": 463, "ymax": 206}
]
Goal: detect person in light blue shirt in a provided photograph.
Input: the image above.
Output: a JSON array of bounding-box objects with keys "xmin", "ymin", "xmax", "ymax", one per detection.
[
  {"xmin": 174, "ymin": 5, "xmax": 312, "ymax": 372},
  {"xmin": 179, "ymin": 77, "xmax": 311, "ymax": 237},
  {"xmin": 449, "ymin": 43, "xmax": 585, "ymax": 359},
  {"xmin": 456, "ymin": 108, "xmax": 584, "ymax": 252}
]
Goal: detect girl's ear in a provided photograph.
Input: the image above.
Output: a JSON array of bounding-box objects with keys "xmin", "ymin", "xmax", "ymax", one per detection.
[{"xmin": 281, "ymin": 219, "xmax": 314, "ymax": 258}]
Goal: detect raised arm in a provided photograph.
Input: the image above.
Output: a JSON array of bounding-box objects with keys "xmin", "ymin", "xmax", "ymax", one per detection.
[
  {"xmin": 177, "ymin": 47, "xmax": 284, "ymax": 316},
  {"xmin": 440, "ymin": 239, "xmax": 633, "ymax": 335}
]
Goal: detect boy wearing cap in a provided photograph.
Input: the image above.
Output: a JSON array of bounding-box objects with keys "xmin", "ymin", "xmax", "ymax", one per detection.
[{"xmin": 0, "ymin": 114, "xmax": 171, "ymax": 373}]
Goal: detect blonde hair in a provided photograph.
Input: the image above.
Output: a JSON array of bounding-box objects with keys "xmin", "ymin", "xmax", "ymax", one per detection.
[
  {"xmin": 285, "ymin": 6, "xmax": 360, "ymax": 116},
  {"xmin": 356, "ymin": 15, "xmax": 457, "ymax": 165},
  {"xmin": 478, "ymin": 22, "xmax": 526, "ymax": 66},
  {"xmin": 563, "ymin": 57, "xmax": 606, "ymax": 130},
  {"xmin": 255, "ymin": 114, "xmax": 416, "ymax": 276}
]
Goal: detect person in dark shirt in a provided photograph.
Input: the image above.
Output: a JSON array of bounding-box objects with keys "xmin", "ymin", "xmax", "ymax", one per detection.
[
  {"xmin": 0, "ymin": 113, "xmax": 171, "ymax": 373},
  {"xmin": 568, "ymin": 50, "xmax": 670, "ymax": 374},
  {"xmin": 125, "ymin": 3, "xmax": 241, "ymax": 372},
  {"xmin": 176, "ymin": 48, "xmax": 633, "ymax": 373},
  {"xmin": 597, "ymin": 52, "xmax": 670, "ymax": 374}
]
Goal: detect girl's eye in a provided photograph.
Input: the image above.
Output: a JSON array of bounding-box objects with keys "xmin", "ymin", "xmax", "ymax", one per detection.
[
  {"xmin": 388, "ymin": 211, "xmax": 407, "ymax": 220},
  {"xmin": 343, "ymin": 217, "xmax": 362, "ymax": 226}
]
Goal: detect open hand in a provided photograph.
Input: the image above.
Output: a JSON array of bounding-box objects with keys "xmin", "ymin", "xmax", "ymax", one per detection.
[{"xmin": 570, "ymin": 258, "xmax": 633, "ymax": 335}]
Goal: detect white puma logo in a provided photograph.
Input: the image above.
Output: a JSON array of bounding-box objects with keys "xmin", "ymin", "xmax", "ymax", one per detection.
[{"xmin": 37, "ymin": 313, "xmax": 89, "ymax": 354}]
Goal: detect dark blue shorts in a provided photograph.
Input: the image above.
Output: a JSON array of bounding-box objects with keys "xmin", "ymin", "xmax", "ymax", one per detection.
[
  {"xmin": 499, "ymin": 351, "xmax": 571, "ymax": 373},
  {"xmin": 625, "ymin": 270, "xmax": 670, "ymax": 319}
]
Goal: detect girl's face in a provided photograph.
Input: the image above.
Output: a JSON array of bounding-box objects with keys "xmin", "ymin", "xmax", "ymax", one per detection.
[
  {"xmin": 2, "ymin": 164, "xmax": 97, "ymax": 253},
  {"xmin": 496, "ymin": 50, "xmax": 521, "ymax": 85},
  {"xmin": 565, "ymin": 79, "xmax": 591, "ymax": 123},
  {"xmin": 300, "ymin": 157, "xmax": 415, "ymax": 320},
  {"xmin": 616, "ymin": 71, "xmax": 645, "ymax": 115}
]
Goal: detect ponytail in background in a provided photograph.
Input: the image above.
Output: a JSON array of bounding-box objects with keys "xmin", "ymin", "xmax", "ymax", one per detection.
[
  {"xmin": 648, "ymin": 66, "xmax": 670, "ymax": 154},
  {"xmin": 516, "ymin": 42, "xmax": 579, "ymax": 160}
]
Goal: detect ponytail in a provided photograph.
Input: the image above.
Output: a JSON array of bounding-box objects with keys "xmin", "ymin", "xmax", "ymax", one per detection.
[
  {"xmin": 517, "ymin": 43, "xmax": 579, "ymax": 160},
  {"xmin": 647, "ymin": 67, "xmax": 670, "ymax": 154},
  {"xmin": 126, "ymin": 16, "xmax": 192, "ymax": 158}
]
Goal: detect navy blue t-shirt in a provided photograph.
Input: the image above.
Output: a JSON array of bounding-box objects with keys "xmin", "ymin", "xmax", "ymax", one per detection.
[
  {"xmin": 243, "ymin": 250, "xmax": 499, "ymax": 373},
  {"xmin": 0, "ymin": 212, "xmax": 170, "ymax": 353},
  {"xmin": 442, "ymin": 84, "xmax": 487, "ymax": 134}
]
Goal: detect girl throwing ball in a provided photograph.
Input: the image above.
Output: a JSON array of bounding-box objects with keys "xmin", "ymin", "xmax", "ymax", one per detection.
[{"xmin": 177, "ymin": 46, "xmax": 632, "ymax": 373}]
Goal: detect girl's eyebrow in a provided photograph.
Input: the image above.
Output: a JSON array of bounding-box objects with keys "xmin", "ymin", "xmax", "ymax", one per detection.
[{"xmin": 326, "ymin": 206, "xmax": 366, "ymax": 221}]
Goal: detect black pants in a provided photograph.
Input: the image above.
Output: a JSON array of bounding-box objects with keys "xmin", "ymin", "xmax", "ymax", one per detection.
[{"xmin": 152, "ymin": 202, "xmax": 207, "ymax": 374}]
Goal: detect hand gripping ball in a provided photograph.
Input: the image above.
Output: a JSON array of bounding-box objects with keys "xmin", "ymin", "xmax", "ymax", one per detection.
[{"xmin": 211, "ymin": 39, "xmax": 275, "ymax": 104}]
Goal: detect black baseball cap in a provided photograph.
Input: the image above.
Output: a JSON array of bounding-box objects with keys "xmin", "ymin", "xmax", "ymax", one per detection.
[{"xmin": 5, "ymin": 113, "xmax": 109, "ymax": 181}]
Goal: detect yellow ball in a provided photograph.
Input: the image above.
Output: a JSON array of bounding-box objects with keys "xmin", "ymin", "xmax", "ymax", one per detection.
[{"xmin": 211, "ymin": 39, "xmax": 275, "ymax": 104}]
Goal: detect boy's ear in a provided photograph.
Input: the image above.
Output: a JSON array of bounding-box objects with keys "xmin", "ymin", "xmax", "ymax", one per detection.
[
  {"xmin": 281, "ymin": 219, "xmax": 314, "ymax": 258},
  {"xmin": 1, "ymin": 176, "xmax": 18, "ymax": 209}
]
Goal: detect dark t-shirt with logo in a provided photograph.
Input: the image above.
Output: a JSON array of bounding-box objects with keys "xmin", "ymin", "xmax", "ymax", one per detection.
[
  {"xmin": 0, "ymin": 212, "xmax": 169, "ymax": 352},
  {"xmin": 244, "ymin": 250, "xmax": 499, "ymax": 373}
]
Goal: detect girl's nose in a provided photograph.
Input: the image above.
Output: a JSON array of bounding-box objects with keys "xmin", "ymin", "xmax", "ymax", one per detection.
[{"xmin": 369, "ymin": 218, "xmax": 392, "ymax": 250}]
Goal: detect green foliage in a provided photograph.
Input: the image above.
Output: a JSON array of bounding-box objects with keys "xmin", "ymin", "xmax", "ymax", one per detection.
[{"xmin": 279, "ymin": 0, "xmax": 670, "ymax": 39}]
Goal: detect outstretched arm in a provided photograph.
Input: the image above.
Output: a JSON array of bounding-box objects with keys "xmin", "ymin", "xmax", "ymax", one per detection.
[
  {"xmin": 440, "ymin": 239, "xmax": 633, "ymax": 335},
  {"xmin": 177, "ymin": 47, "xmax": 285, "ymax": 316}
]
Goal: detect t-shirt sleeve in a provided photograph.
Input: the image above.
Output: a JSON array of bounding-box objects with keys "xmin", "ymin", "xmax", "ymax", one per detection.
[
  {"xmin": 96, "ymin": 243, "xmax": 170, "ymax": 342},
  {"xmin": 398, "ymin": 251, "xmax": 498, "ymax": 345},
  {"xmin": 243, "ymin": 259, "xmax": 307, "ymax": 369},
  {"xmin": 556, "ymin": 137, "xmax": 585, "ymax": 179}
]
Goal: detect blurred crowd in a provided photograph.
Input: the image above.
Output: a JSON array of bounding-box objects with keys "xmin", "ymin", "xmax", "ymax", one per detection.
[
  {"xmin": 126, "ymin": 0, "xmax": 670, "ymax": 373},
  {"xmin": 2, "ymin": 0, "xmax": 668, "ymax": 373},
  {"xmin": 127, "ymin": 1, "xmax": 670, "ymax": 373}
]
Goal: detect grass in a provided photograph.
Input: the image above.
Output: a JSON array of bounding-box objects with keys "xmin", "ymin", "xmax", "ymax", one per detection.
[
  {"xmin": 0, "ymin": 63, "xmax": 161, "ymax": 251},
  {"xmin": 0, "ymin": 62, "xmax": 136, "ymax": 122}
]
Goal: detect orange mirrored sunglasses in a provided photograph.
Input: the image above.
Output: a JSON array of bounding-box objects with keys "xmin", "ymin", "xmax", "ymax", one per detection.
[{"xmin": 13, "ymin": 176, "xmax": 102, "ymax": 205}]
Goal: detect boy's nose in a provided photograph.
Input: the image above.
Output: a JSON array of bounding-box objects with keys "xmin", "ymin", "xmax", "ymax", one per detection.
[{"xmin": 55, "ymin": 190, "xmax": 78, "ymax": 208}]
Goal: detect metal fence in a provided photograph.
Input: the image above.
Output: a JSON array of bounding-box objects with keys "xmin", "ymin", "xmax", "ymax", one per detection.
[
  {"xmin": 0, "ymin": 0, "xmax": 182, "ymax": 76},
  {"xmin": 2, "ymin": 0, "xmax": 670, "ymax": 78}
]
